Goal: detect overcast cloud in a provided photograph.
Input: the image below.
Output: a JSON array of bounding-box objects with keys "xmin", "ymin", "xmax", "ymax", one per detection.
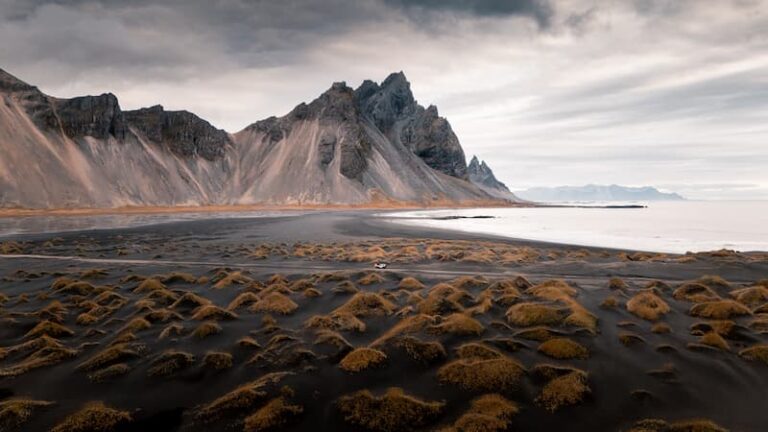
[{"xmin": 1, "ymin": 0, "xmax": 766, "ymax": 199}]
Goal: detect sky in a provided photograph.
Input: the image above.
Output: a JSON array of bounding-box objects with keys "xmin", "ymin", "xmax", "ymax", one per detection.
[{"xmin": 1, "ymin": 0, "xmax": 766, "ymax": 200}]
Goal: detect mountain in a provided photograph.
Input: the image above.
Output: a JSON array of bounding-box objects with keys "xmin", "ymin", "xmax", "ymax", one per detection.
[
  {"xmin": 467, "ymin": 156, "xmax": 514, "ymax": 199},
  {"xmin": 0, "ymin": 68, "xmax": 517, "ymax": 209},
  {"xmin": 515, "ymin": 184, "xmax": 685, "ymax": 202}
]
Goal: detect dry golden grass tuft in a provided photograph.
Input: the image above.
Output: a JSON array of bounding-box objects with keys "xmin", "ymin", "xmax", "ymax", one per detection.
[
  {"xmin": 437, "ymin": 356, "xmax": 525, "ymax": 392},
  {"xmin": 600, "ymin": 296, "xmax": 619, "ymax": 309},
  {"xmin": 690, "ymin": 320, "xmax": 735, "ymax": 337},
  {"xmin": 537, "ymin": 338, "xmax": 589, "ymax": 359},
  {"xmin": 148, "ymin": 350, "xmax": 195, "ymax": 377},
  {"xmin": 289, "ymin": 278, "xmax": 316, "ymax": 291},
  {"xmin": 370, "ymin": 314, "xmax": 436, "ymax": 347},
  {"xmin": 689, "ymin": 300, "xmax": 751, "ymax": 319},
  {"xmin": 339, "ymin": 347, "xmax": 388, "ymax": 372},
  {"xmin": 303, "ymin": 288, "xmax": 322, "ymax": 298},
  {"xmin": 195, "ymin": 372, "xmax": 292, "ymax": 423},
  {"xmin": 535, "ymin": 369, "xmax": 590, "ymax": 412},
  {"xmin": 77, "ymin": 343, "xmax": 141, "ymax": 372},
  {"xmin": 250, "ymin": 292, "xmax": 298, "ymax": 315},
  {"xmin": 50, "ymin": 401, "xmax": 132, "ymax": 432},
  {"xmin": 526, "ymin": 279, "xmax": 577, "ymax": 301},
  {"xmin": 227, "ymin": 292, "xmax": 260, "ymax": 311},
  {"xmin": 117, "ymin": 317, "xmax": 151, "ymax": 335},
  {"xmin": 87, "ymin": 363, "xmax": 131, "ymax": 382},
  {"xmin": 333, "ymin": 292, "xmax": 396, "ymax": 317},
  {"xmin": 0, "ymin": 398, "xmax": 54, "ymax": 430},
  {"xmin": 514, "ymin": 326, "xmax": 556, "ymax": 341},
  {"xmin": 24, "ymin": 320, "xmax": 74, "ymax": 338},
  {"xmin": 243, "ymin": 395, "xmax": 303, "ymax": 432},
  {"xmin": 608, "ymin": 277, "xmax": 628, "ymax": 290},
  {"xmin": 191, "ymin": 305, "xmax": 238, "ymax": 321},
  {"xmin": 192, "ymin": 321, "xmax": 222, "ymax": 339},
  {"xmin": 159, "ymin": 323, "xmax": 184, "ymax": 340},
  {"xmin": 749, "ymin": 316, "xmax": 768, "ymax": 333},
  {"xmin": 416, "ymin": 284, "xmax": 466, "ymax": 315},
  {"xmin": 450, "ymin": 275, "xmax": 490, "ymax": 290},
  {"xmin": 619, "ymin": 332, "xmax": 647, "ymax": 346},
  {"xmin": 696, "ymin": 275, "xmax": 732, "ymax": 291},
  {"xmin": 651, "ymin": 322, "xmax": 672, "ymax": 334},
  {"xmin": 332, "ymin": 280, "xmax": 360, "ymax": 295},
  {"xmin": 213, "ymin": 271, "xmax": 252, "ymax": 289},
  {"xmin": 134, "ymin": 278, "xmax": 166, "ymax": 293},
  {"xmin": 628, "ymin": 418, "xmax": 728, "ymax": 432},
  {"xmin": 144, "ymin": 308, "xmax": 183, "ymax": 323},
  {"xmin": 398, "ymin": 276, "xmax": 426, "ymax": 291},
  {"xmin": 673, "ymin": 283, "xmax": 720, "ymax": 303},
  {"xmin": 337, "ymin": 387, "xmax": 444, "ymax": 432},
  {"xmin": 506, "ymin": 303, "xmax": 564, "ymax": 327},
  {"xmin": 306, "ymin": 313, "xmax": 366, "ymax": 333},
  {"xmin": 170, "ymin": 292, "xmax": 211, "ymax": 309},
  {"xmin": 738, "ymin": 344, "xmax": 768, "ymax": 365},
  {"xmin": 626, "ymin": 291, "xmax": 671, "ymax": 321},
  {"xmin": 358, "ymin": 272, "xmax": 385, "ymax": 286},
  {"xmin": 313, "ymin": 329, "xmax": 352, "ymax": 354},
  {"xmin": 455, "ymin": 343, "xmax": 502, "ymax": 360},
  {"xmin": 449, "ymin": 394, "xmax": 519, "ymax": 432},
  {"xmin": 430, "ymin": 313, "xmax": 484, "ymax": 336},
  {"xmin": 203, "ymin": 351, "xmax": 233, "ymax": 370},
  {"xmin": 392, "ymin": 336, "xmax": 446, "ymax": 364},
  {"xmin": 563, "ymin": 304, "xmax": 598, "ymax": 334},
  {"xmin": 698, "ymin": 332, "xmax": 730, "ymax": 351},
  {"xmin": 730, "ymin": 286, "xmax": 768, "ymax": 307}
]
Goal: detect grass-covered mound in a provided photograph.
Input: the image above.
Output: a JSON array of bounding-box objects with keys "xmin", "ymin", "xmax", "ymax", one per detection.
[
  {"xmin": 448, "ymin": 394, "xmax": 519, "ymax": 432},
  {"xmin": 50, "ymin": 401, "xmax": 131, "ymax": 432},
  {"xmin": 0, "ymin": 399, "xmax": 54, "ymax": 431},
  {"xmin": 437, "ymin": 357, "xmax": 525, "ymax": 392},
  {"xmin": 626, "ymin": 291, "xmax": 670, "ymax": 321},
  {"xmin": 537, "ymin": 338, "xmax": 589, "ymax": 359},
  {"xmin": 339, "ymin": 347, "xmax": 388, "ymax": 372},
  {"xmin": 337, "ymin": 387, "xmax": 444, "ymax": 432},
  {"xmin": 535, "ymin": 369, "xmax": 590, "ymax": 412}
]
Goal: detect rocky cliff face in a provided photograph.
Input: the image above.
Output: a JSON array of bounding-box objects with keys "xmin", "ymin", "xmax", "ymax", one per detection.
[
  {"xmin": 0, "ymin": 68, "xmax": 516, "ymax": 208},
  {"xmin": 124, "ymin": 105, "xmax": 230, "ymax": 160},
  {"xmin": 355, "ymin": 72, "xmax": 468, "ymax": 179},
  {"xmin": 467, "ymin": 155, "xmax": 517, "ymax": 200},
  {"xmin": 55, "ymin": 94, "xmax": 126, "ymax": 140}
]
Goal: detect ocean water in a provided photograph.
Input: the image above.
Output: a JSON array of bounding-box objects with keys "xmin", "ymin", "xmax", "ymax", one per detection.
[{"xmin": 384, "ymin": 201, "xmax": 768, "ymax": 253}]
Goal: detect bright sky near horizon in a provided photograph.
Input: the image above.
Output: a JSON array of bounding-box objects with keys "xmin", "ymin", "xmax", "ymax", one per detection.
[{"xmin": 2, "ymin": 0, "xmax": 766, "ymax": 199}]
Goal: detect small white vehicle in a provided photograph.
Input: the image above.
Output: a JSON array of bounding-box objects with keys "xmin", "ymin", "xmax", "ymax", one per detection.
[{"xmin": 373, "ymin": 262, "xmax": 388, "ymax": 269}]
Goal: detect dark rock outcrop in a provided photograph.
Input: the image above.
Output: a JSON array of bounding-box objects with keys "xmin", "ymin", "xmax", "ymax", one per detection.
[
  {"xmin": 354, "ymin": 72, "xmax": 468, "ymax": 179},
  {"xmin": 55, "ymin": 94, "xmax": 126, "ymax": 140},
  {"xmin": 124, "ymin": 105, "xmax": 230, "ymax": 160},
  {"xmin": 467, "ymin": 156, "xmax": 510, "ymax": 193}
]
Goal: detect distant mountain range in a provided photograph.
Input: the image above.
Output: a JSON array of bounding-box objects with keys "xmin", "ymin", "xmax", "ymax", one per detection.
[
  {"xmin": 0, "ymin": 68, "xmax": 516, "ymax": 209},
  {"xmin": 516, "ymin": 185, "xmax": 684, "ymax": 202}
]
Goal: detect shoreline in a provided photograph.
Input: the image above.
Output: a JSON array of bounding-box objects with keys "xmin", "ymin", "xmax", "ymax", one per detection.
[{"xmin": 0, "ymin": 200, "xmax": 531, "ymax": 218}]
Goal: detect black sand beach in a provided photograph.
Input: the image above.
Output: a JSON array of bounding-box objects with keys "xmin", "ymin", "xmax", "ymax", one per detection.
[{"xmin": 1, "ymin": 211, "xmax": 767, "ymax": 431}]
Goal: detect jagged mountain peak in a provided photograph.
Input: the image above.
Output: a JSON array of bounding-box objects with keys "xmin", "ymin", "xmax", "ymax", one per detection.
[{"xmin": 467, "ymin": 155, "xmax": 512, "ymax": 198}]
